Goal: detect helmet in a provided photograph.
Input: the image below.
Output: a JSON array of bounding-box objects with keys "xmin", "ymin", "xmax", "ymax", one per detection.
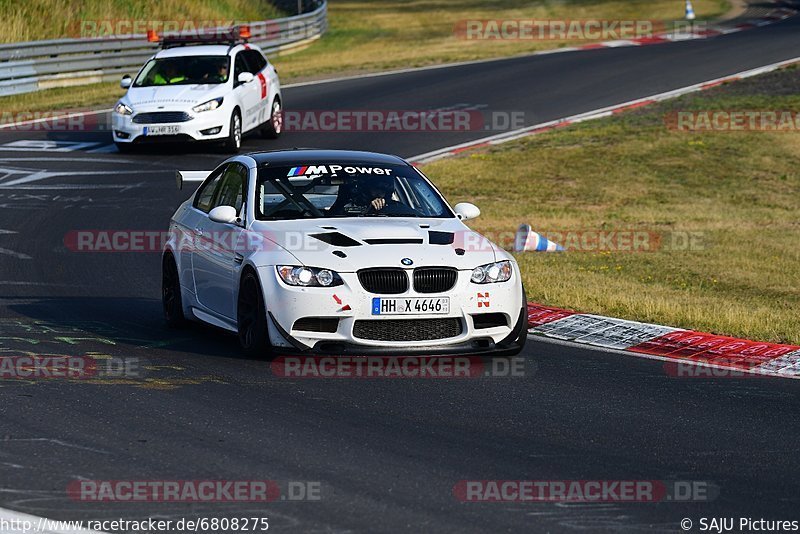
[{"xmin": 369, "ymin": 175, "xmax": 394, "ymax": 196}]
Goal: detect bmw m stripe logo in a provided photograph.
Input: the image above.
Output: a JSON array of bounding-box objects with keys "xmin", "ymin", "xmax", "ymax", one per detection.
[{"xmin": 287, "ymin": 166, "xmax": 308, "ymax": 176}]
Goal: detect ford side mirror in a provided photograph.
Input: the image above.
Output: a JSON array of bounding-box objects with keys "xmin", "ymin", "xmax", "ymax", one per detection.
[{"xmin": 208, "ymin": 205, "xmax": 238, "ymax": 224}]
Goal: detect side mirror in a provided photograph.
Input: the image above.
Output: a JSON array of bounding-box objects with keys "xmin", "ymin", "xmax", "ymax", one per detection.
[
  {"xmin": 237, "ymin": 72, "xmax": 254, "ymax": 84},
  {"xmin": 208, "ymin": 205, "xmax": 238, "ymax": 224},
  {"xmin": 120, "ymin": 75, "xmax": 132, "ymax": 89},
  {"xmin": 453, "ymin": 202, "xmax": 480, "ymax": 221}
]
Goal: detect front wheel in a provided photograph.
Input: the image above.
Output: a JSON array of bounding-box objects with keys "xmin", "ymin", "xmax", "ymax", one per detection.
[
  {"xmin": 237, "ymin": 271, "xmax": 273, "ymax": 358},
  {"xmin": 115, "ymin": 141, "xmax": 133, "ymax": 154},
  {"xmin": 223, "ymin": 111, "xmax": 242, "ymax": 153},
  {"xmin": 260, "ymin": 99, "xmax": 282, "ymax": 139}
]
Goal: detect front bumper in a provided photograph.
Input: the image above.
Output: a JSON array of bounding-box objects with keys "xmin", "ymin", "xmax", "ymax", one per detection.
[
  {"xmin": 112, "ymin": 108, "xmax": 230, "ymax": 143},
  {"xmin": 259, "ymin": 266, "xmax": 527, "ymax": 356}
]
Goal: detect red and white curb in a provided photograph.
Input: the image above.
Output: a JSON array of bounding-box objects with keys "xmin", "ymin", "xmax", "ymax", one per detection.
[
  {"xmin": 409, "ymin": 54, "xmax": 800, "ymax": 164},
  {"xmin": 560, "ymin": 6, "xmax": 798, "ymax": 53},
  {"xmin": 527, "ymin": 303, "xmax": 800, "ymax": 379}
]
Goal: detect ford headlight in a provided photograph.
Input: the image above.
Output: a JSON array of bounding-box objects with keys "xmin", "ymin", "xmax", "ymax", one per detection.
[
  {"xmin": 114, "ymin": 102, "xmax": 133, "ymax": 115},
  {"xmin": 277, "ymin": 266, "xmax": 343, "ymax": 287},
  {"xmin": 192, "ymin": 97, "xmax": 223, "ymax": 113},
  {"xmin": 471, "ymin": 260, "xmax": 512, "ymax": 284}
]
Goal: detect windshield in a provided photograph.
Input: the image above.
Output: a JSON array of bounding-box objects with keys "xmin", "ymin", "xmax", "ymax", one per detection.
[
  {"xmin": 255, "ymin": 163, "xmax": 454, "ymax": 220},
  {"xmin": 133, "ymin": 56, "xmax": 230, "ymax": 86}
]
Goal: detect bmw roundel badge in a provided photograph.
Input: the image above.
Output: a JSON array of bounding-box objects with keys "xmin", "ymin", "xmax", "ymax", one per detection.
[{"xmin": 401, "ymin": 258, "xmax": 413, "ymax": 266}]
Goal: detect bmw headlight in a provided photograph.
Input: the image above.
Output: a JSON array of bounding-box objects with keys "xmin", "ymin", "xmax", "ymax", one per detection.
[
  {"xmin": 192, "ymin": 97, "xmax": 223, "ymax": 113},
  {"xmin": 277, "ymin": 266, "xmax": 343, "ymax": 287},
  {"xmin": 470, "ymin": 260, "xmax": 512, "ymax": 284},
  {"xmin": 114, "ymin": 102, "xmax": 133, "ymax": 115}
]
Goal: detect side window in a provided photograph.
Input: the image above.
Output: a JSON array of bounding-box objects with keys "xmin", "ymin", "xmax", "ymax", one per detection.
[
  {"xmin": 193, "ymin": 167, "xmax": 226, "ymax": 213},
  {"xmin": 244, "ymin": 50, "xmax": 267, "ymax": 73},
  {"xmin": 234, "ymin": 53, "xmax": 250, "ymax": 83},
  {"xmin": 212, "ymin": 163, "xmax": 247, "ymax": 215}
]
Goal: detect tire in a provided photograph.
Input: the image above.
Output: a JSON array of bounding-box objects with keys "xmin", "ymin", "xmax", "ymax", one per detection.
[
  {"xmin": 162, "ymin": 254, "xmax": 186, "ymax": 328},
  {"xmin": 115, "ymin": 141, "xmax": 133, "ymax": 153},
  {"xmin": 223, "ymin": 110, "xmax": 242, "ymax": 153},
  {"xmin": 260, "ymin": 98, "xmax": 282, "ymax": 139},
  {"xmin": 237, "ymin": 270, "xmax": 273, "ymax": 358}
]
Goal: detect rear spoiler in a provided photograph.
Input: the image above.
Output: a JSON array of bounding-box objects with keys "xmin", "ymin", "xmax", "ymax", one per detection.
[{"xmin": 175, "ymin": 170, "xmax": 210, "ymax": 190}]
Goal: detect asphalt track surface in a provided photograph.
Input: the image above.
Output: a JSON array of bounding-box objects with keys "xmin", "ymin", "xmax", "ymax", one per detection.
[{"xmin": 1, "ymin": 14, "xmax": 800, "ymax": 533}]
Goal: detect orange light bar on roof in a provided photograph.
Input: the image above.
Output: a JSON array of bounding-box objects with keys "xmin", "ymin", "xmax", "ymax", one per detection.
[
  {"xmin": 147, "ymin": 29, "xmax": 159, "ymax": 42},
  {"xmin": 239, "ymin": 25, "xmax": 251, "ymax": 40}
]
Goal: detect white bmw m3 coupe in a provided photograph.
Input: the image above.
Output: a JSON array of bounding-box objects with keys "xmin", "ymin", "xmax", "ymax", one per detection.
[{"xmin": 163, "ymin": 149, "xmax": 527, "ymax": 357}]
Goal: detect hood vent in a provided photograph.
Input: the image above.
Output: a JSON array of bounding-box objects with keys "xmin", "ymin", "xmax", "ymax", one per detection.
[
  {"xmin": 310, "ymin": 232, "xmax": 361, "ymax": 247},
  {"xmin": 364, "ymin": 238, "xmax": 423, "ymax": 245},
  {"xmin": 428, "ymin": 231, "xmax": 455, "ymax": 245}
]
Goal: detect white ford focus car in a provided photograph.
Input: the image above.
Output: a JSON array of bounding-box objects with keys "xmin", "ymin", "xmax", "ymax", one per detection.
[
  {"xmin": 112, "ymin": 28, "xmax": 282, "ymax": 153},
  {"xmin": 163, "ymin": 149, "xmax": 527, "ymax": 357}
]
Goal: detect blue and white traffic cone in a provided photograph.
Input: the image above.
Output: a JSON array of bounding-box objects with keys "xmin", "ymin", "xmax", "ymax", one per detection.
[
  {"xmin": 514, "ymin": 224, "xmax": 564, "ymax": 252},
  {"xmin": 685, "ymin": 0, "xmax": 696, "ymax": 21}
]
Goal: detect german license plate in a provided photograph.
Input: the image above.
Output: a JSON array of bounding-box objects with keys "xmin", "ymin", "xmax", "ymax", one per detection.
[
  {"xmin": 143, "ymin": 125, "xmax": 180, "ymax": 136},
  {"xmin": 371, "ymin": 297, "xmax": 450, "ymax": 315}
]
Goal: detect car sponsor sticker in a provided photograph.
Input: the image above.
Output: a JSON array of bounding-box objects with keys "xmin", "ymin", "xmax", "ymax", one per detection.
[
  {"xmin": 257, "ymin": 72, "xmax": 268, "ymax": 99},
  {"xmin": 286, "ymin": 165, "xmax": 394, "ymax": 177}
]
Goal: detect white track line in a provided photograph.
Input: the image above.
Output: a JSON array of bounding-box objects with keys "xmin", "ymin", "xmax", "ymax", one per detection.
[{"xmin": 0, "ymin": 169, "xmax": 164, "ymax": 187}]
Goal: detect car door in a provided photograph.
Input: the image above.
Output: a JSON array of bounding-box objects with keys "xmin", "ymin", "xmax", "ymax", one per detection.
[
  {"xmin": 233, "ymin": 51, "xmax": 261, "ymax": 132},
  {"xmin": 178, "ymin": 166, "xmax": 225, "ymax": 293},
  {"xmin": 191, "ymin": 162, "xmax": 248, "ymax": 319},
  {"xmin": 243, "ymin": 49, "xmax": 271, "ymax": 126}
]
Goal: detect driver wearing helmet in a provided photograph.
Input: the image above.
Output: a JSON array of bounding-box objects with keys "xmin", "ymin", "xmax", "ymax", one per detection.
[{"xmin": 329, "ymin": 175, "xmax": 398, "ymax": 215}]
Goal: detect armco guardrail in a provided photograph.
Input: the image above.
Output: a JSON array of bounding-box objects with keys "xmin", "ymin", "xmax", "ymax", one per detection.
[{"xmin": 0, "ymin": 1, "xmax": 326, "ymax": 97}]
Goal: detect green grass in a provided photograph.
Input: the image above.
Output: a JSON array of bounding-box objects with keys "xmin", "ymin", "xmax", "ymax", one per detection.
[
  {"xmin": 0, "ymin": 0, "xmax": 283, "ymax": 42},
  {"xmin": 420, "ymin": 68, "xmax": 800, "ymax": 345},
  {"xmin": 0, "ymin": 0, "xmax": 729, "ymax": 113}
]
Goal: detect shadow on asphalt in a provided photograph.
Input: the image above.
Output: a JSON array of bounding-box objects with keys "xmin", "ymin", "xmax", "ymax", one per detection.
[{"xmin": 3, "ymin": 296, "xmax": 254, "ymax": 361}]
